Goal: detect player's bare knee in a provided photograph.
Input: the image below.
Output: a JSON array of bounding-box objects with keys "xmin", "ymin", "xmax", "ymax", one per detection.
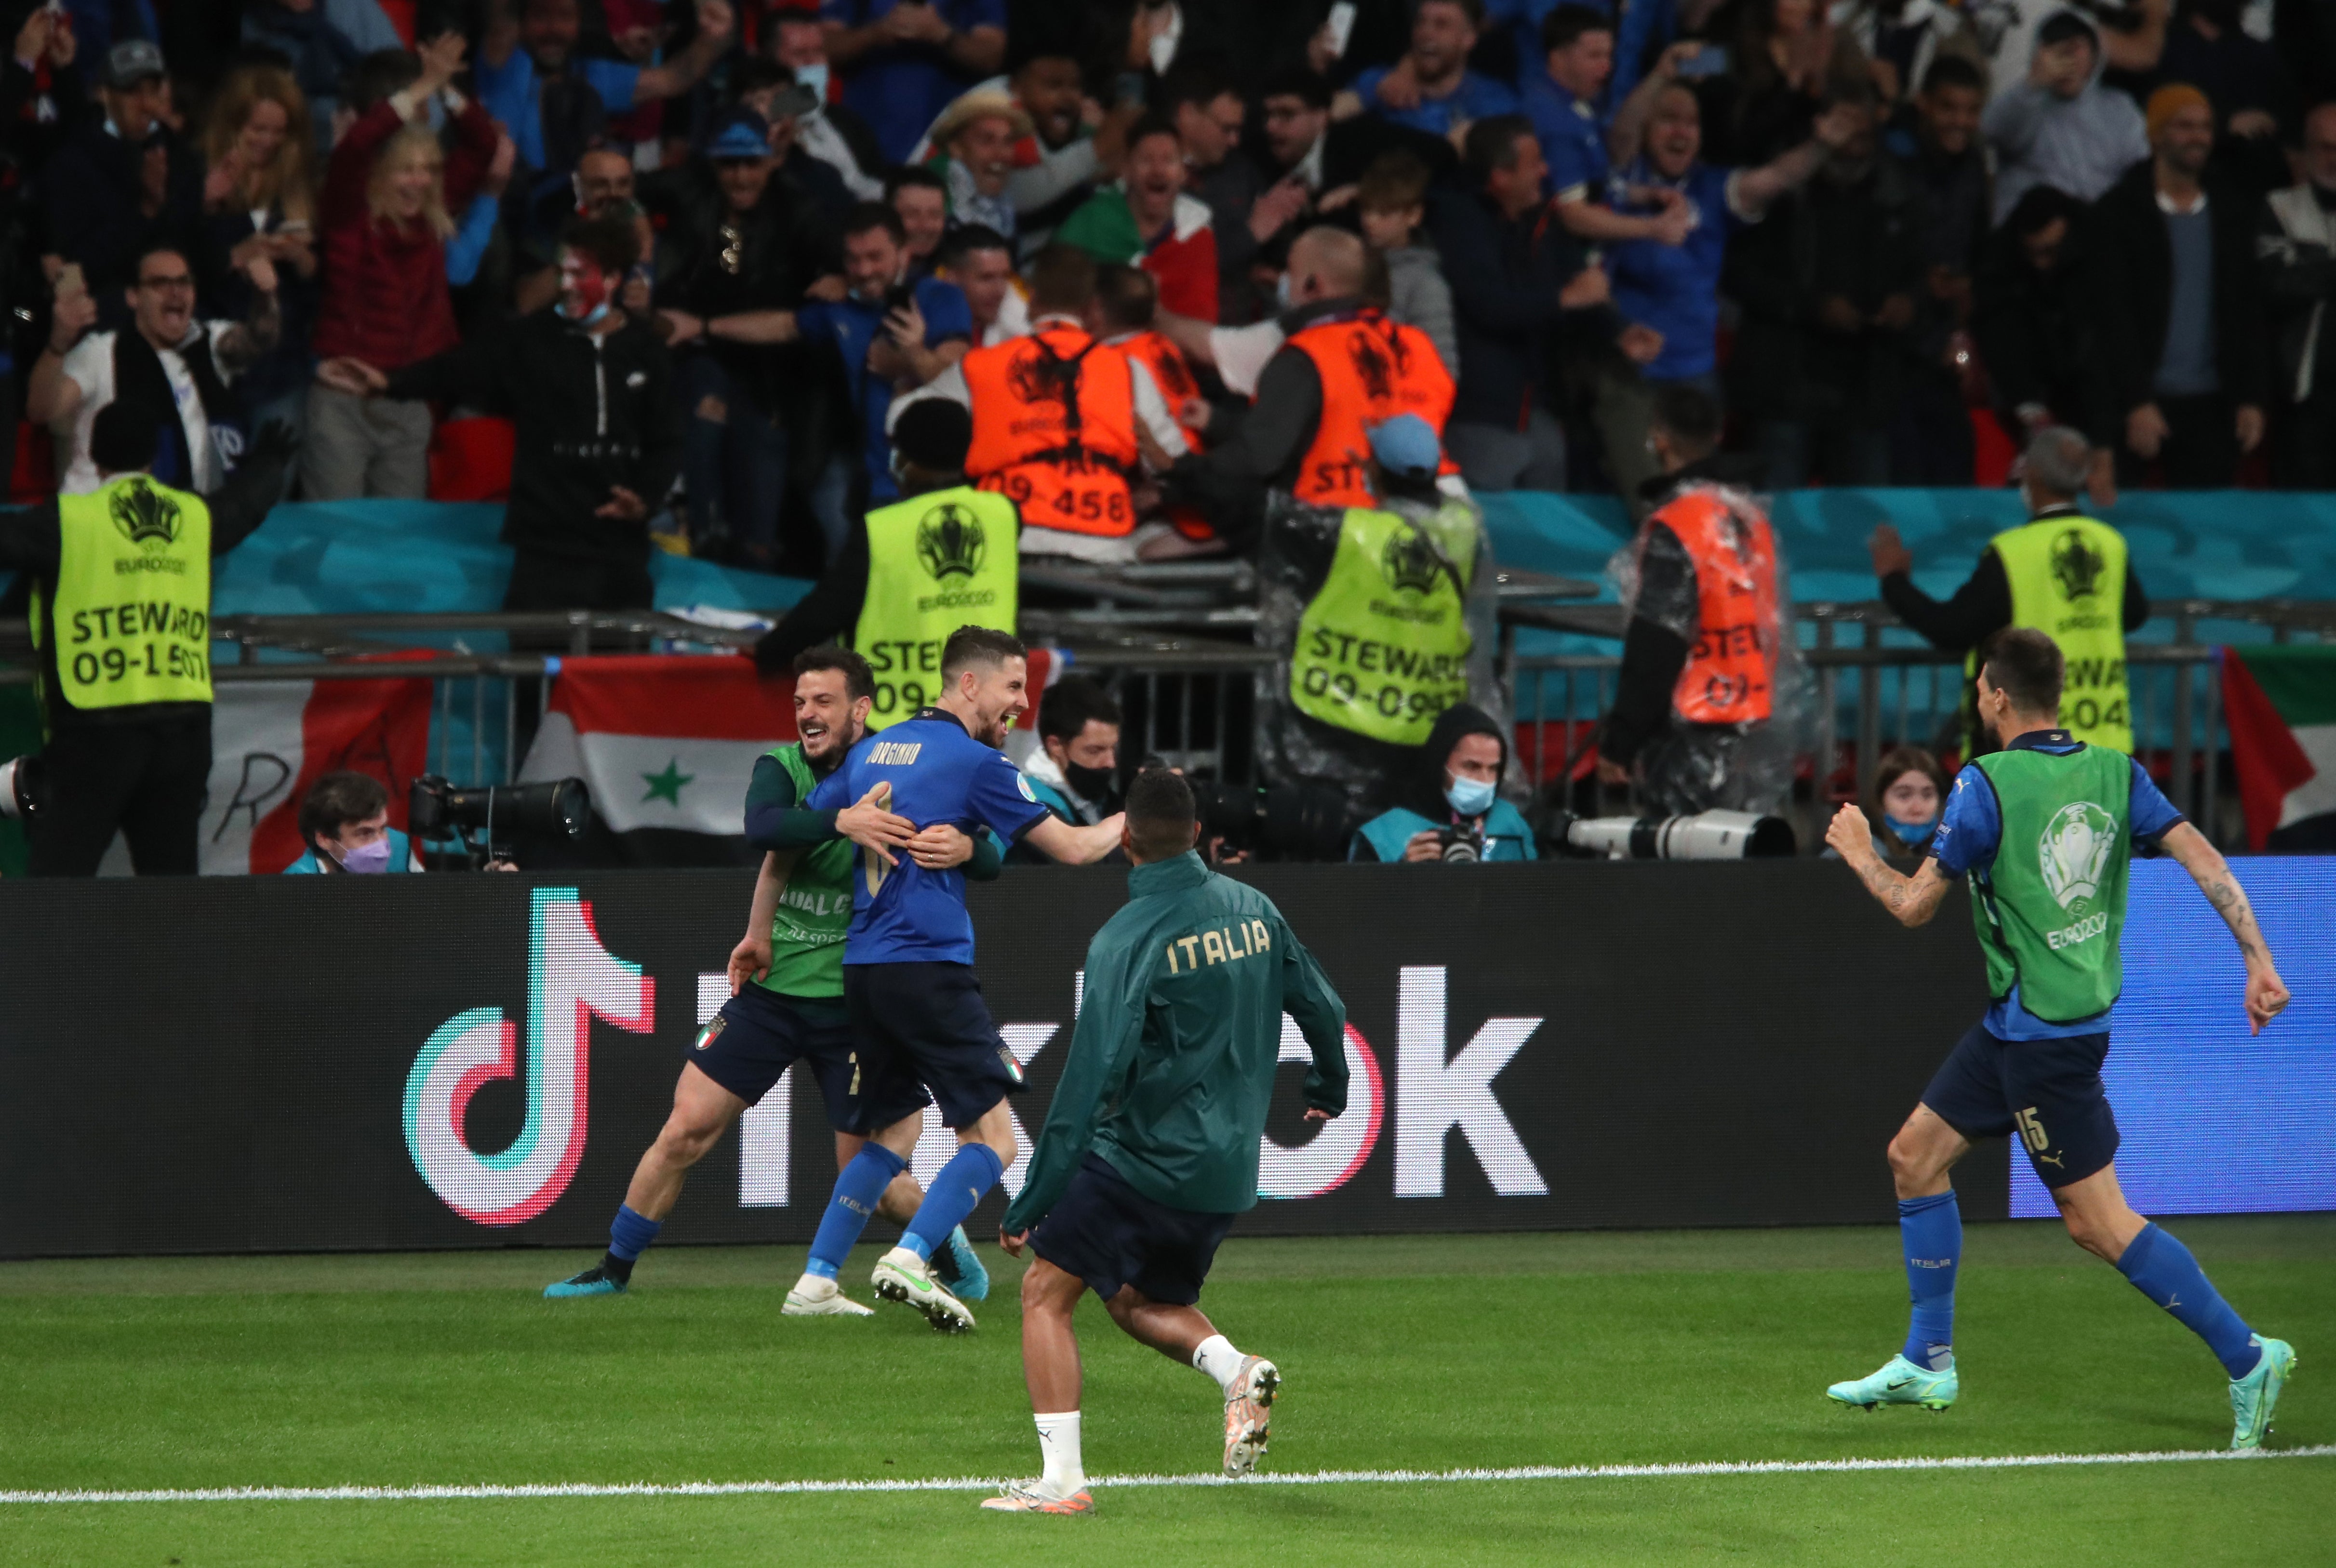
[{"xmin": 1885, "ymin": 1132, "xmax": 1937, "ymax": 1191}]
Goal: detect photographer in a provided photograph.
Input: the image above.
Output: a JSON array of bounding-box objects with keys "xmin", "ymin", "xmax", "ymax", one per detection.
[
  {"xmin": 1350, "ymin": 704, "xmax": 1536, "ymax": 863},
  {"xmin": 1021, "ymin": 675, "xmax": 1122, "ymax": 828},
  {"xmin": 282, "ymin": 772, "xmax": 422, "ymax": 874}
]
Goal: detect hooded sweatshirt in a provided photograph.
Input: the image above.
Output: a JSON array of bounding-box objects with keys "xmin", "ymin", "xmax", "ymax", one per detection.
[
  {"xmin": 1348, "ymin": 703, "xmax": 1537, "ymax": 863},
  {"xmin": 1982, "ymin": 11, "xmax": 2149, "ymax": 224}
]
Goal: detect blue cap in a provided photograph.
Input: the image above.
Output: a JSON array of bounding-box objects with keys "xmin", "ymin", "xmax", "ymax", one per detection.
[
  {"xmin": 704, "ymin": 108, "xmax": 772, "ymax": 161},
  {"xmin": 1367, "ymin": 414, "xmax": 1441, "ymax": 480}
]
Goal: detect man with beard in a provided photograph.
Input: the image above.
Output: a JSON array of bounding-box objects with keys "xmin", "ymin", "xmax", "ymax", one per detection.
[
  {"xmin": 1161, "ymin": 62, "xmax": 1259, "ymax": 323},
  {"xmin": 789, "ymin": 627, "xmax": 1125, "ymax": 1329},
  {"xmin": 1972, "ymin": 185, "xmax": 2116, "ymax": 493},
  {"xmin": 1339, "ymin": 0, "xmax": 1519, "ymax": 139},
  {"xmin": 545, "ymin": 644, "xmax": 1000, "ymax": 1307},
  {"xmin": 1019, "ymin": 675, "xmax": 1124, "ymax": 834},
  {"xmin": 1055, "ymin": 114, "xmax": 1218, "ymax": 321},
  {"xmin": 478, "ymin": 0, "xmax": 734, "ymax": 186},
  {"xmin": 513, "ymin": 146, "xmax": 656, "ymax": 315}
]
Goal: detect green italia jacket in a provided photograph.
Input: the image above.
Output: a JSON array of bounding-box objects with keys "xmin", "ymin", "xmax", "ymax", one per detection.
[{"xmin": 1004, "ymin": 852, "xmax": 1348, "ymax": 1229}]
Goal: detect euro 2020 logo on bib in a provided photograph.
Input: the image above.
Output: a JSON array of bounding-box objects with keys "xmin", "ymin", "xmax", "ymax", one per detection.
[
  {"xmin": 2039, "ymin": 801, "xmax": 2118, "ymax": 914},
  {"xmin": 915, "ymin": 503, "xmax": 987, "ymax": 581}
]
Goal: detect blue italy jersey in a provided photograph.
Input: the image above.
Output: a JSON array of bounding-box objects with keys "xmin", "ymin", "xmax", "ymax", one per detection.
[
  {"xmin": 1930, "ymin": 730, "xmax": 2186, "ymax": 1039},
  {"xmin": 805, "ymin": 707, "xmax": 1049, "ymax": 965}
]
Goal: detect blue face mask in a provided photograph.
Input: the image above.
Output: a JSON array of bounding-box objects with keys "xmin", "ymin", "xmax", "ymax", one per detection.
[
  {"xmin": 1275, "ymin": 271, "xmax": 1295, "ymax": 311},
  {"xmin": 1445, "ymin": 774, "xmax": 1496, "ymax": 818},
  {"xmin": 1884, "ymin": 814, "xmax": 1937, "ymax": 848},
  {"xmin": 338, "ymin": 837, "xmax": 394, "ymax": 874}
]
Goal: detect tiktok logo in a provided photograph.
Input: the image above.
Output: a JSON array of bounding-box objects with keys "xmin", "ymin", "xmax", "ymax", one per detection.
[{"xmin": 404, "ymin": 888, "xmax": 656, "ymax": 1225}]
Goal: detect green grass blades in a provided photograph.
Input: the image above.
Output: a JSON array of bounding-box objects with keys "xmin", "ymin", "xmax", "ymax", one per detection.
[{"xmin": 2, "ymin": 1219, "xmax": 2330, "ymax": 1566}]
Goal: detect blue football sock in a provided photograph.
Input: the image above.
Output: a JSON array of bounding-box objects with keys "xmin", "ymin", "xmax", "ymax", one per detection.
[
  {"xmin": 807, "ymin": 1143, "xmax": 906, "ymax": 1281},
  {"xmin": 901, "ymin": 1143, "xmax": 1006, "ymax": 1264},
  {"xmin": 609, "ymin": 1205, "xmax": 661, "ymax": 1261},
  {"xmin": 2116, "ymin": 1222, "xmax": 2262, "ymax": 1379},
  {"xmin": 1897, "ymin": 1190, "xmax": 1961, "ymax": 1371}
]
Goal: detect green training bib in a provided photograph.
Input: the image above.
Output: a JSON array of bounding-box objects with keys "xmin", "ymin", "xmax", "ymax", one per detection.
[{"xmin": 1968, "ymin": 744, "xmax": 2133, "ymax": 1023}]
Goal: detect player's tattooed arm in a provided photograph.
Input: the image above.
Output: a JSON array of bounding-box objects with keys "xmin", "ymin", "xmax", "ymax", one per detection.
[
  {"xmin": 1827, "ymin": 803, "xmax": 1952, "ymax": 926},
  {"xmin": 2162, "ymin": 822, "xmax": 2291, "ymax": 1034}
]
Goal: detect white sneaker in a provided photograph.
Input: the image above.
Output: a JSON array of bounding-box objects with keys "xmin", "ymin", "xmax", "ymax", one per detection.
[
  {"xmin": 870, "ymin": 1245, "xmax": 977, "ymax": 1332},
  {"xmin": 1222, "ymin": 1355, "xmax": 1280, "ymax": 1475},
  {"xmin": 978, "ymin": 1479, "xmax": 1094, "ymax": 1514},
  {"xmin": 782, "ymin": 1274, "xmax": 874, "ymax": 1316}
]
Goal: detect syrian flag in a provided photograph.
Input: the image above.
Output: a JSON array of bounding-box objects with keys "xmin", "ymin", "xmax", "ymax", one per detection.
[
  {"xmin": 2221, "ymin": 646, "xmax": 2336, "ymax": 850},
  {"xmin": 518, "ymin": 651, "xmax": 1054, "ymax": 864},
  {"xmin": 201, "ymin": 672, "xmax": 435, "ymax": 874}
]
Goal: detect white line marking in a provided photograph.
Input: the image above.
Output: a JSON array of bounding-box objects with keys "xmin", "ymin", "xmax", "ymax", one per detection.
[{"xmin": 5, "ymin": 1446, "xmax": 2330, "ymax": 1505}]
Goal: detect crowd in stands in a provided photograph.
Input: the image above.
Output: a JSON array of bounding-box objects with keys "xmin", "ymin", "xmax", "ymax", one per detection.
[{"xmin": 2, "ymin": 0, "xmax": 2332, "ymax": 607}]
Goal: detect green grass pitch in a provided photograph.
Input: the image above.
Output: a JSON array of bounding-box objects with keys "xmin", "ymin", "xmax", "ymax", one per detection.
[{"xmin": 3, "ymin": 1218, "xmax": 2330, "ymax": 1565}]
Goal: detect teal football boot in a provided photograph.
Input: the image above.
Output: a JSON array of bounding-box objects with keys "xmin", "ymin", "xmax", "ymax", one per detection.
[
  {"xmin": 2229, "ymin": 1336, "xmax": 2296, "ymax": 1450},
  {"xmin": 1826, "ymin": 1354, "xmax": 1958, "ymax": 1411},
  {"xmin": 933, "ymin": 1224, "xmax": 990, "ymax": 1302},
  {"xmin": 544, "ymin": 1264, "xmax": 627, "ymax": 1299}
]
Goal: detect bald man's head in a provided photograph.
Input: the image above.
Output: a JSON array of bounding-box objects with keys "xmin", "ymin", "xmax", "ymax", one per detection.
[{"xmin": 1287, "ymin": 226, "xmax": 1369, "ymax": 307}]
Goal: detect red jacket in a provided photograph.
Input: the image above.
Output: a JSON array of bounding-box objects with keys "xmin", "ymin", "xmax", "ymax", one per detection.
[{"xmin": 312, "ymin": 96, "xmax": 497, "ymax": 369}]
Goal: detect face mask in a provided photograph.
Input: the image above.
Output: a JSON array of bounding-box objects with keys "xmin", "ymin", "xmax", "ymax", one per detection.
[
  {"xmin": 1445, "ymin": 774, "xmax": 1496, "ymax": 818},
  {"xmin": 1274, "ymin": 271, "xmax": 1295, "ymax": 310},
  {"xmin": 559, "ymin": 259, "xmax": 612, "ymax": 325},
  {"xmin": 1064, "ymin": 760, "xmax": 1115, "ymax": 801},
  {"xmin": 337, "ymin": 837, "xmax": 393, "ymax": 874},
  {"xmin": 795, "ymin": 62, "xmax": 829, "ymax": 103},
  {"xmin": 1884, "ymin": 814, "xmax": 1937, "ymax": 848}
]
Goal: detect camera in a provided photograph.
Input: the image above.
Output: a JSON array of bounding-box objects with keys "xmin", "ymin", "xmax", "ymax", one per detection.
[
  {"xmin": 1542, "ymin": 808, "xmax": 1797, "ymax": 861},
  {"xmin": 1190, "ymin": 780, "xmax": 1355, "ymax": 863},
  {"xmin": 1433, "ymin": 823, "xmax": 1484, "ymax": 863},
  {"xmin": 0, "ymin": 754, "xmax": 46, "ymax": 821},
  {"xmin": 410, "ymin": 775, "xmax": 590, "ymax": 866}
]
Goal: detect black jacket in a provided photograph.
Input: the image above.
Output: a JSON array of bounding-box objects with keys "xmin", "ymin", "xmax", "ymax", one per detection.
[
  {"xmin": 2087, "ymin": 159, "xmax": 2269, "ymax": 415},
  {"xmin": 1427, "ymin": 189, "xmax": 1593, "ymax": 429},
  {"xmin": 386, "ymin": 309, "xmax": 681, "ymax": 564},
  {"xmin": 1972, "ymin": 218, "xmax": 2118, "ymax": 446},
  {"xmin": 40, "ymin": 117, "xmax": 203, "ymax": 331}
]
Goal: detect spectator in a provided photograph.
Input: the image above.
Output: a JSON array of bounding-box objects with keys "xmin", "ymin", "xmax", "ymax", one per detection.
[
  {"xmin": 1703, "ymin": 0, "xmax": 1872, "ymax": 166},
  {"xmin": 41, "ymin": 40, "xmax": 202, "ymax": 329},
  {"xmin": 722, "ymin": 202, "xmax": 972, "ymax": 520},
  {"xmin": 1248, "ymin": 65, "xmax": 1456, "ymax": 257},
  {"xmin": 1094, "ymin": 262, "xmax": 1217, "ymax": 549},
  {"xmin": 29, "ymin": 242, "xmax": 280, "ymax": 495},
  {"xmin": 1356, "ymin": 151, "xmax": 1458, "ymax": 378},
  {"xmin": 1887, "ymin": 54, "xmax": 1990, "ymax": 484},
  {"xmin": 2091, "ymin": 84, "xmax": 2268, "ymax": 487},
  {"xmin": 764, "ymin": 0, "xmax": 886, "ymax": 201},
  {"xmin": 1983, "ymin": 10, "xmax": 2149, "ymax": 223},
  {"xmin": 304, "ymin": 32, "xmax": 498, "ymax": 500},
  {"xmin": 730, "ymin": 60, "xmax": 852, "ymax": 222},
  {"xmin": 1020, "ymin": 674, "xmax": 1125, "ymax": 830},
  {"xmin": 888, "ymin": 165, "xmax": 950, "ymax": 276},
  {"xmin": 1972, "ymin": 186, "xmax": 2117, "ymax": 484},
  {"xmin": 321, "ymin": 217, "xmax": 681, "ymax": 618},
  {"xmin": 1821, "ymin": 744, "xmax": 1949, "ymax": 865},
  {"xmin": 1429, "ymin": 115, "xmax": 1606, "ymax": 492},
  {"xmin": 939, "ymin": 223, "xmax": 1028, "ymax": 345},
  {"xmin": 1528, "ymin": 8, "xmax": 1693, "ymax": 247},
  {"xmin": 238, "ymin": 0, "xmax": 395, "ymax": 148},
  {"xmin": 821, "ymin": 0, "xmax": 1008, "ymax": 165},
  {"xmin": 196, "ymin": 65, "xmax": 321, "ymax": 443},
  {"xmin": 2158, "ymin": 0, "xmax": 2294, "ymax": 195},
  {"xmin": 1723, "ymin": 92, "xmax": 1922, "ymax": 487},
  {"xmin": 1350, "ymin": 704, "xmax": 1536, "ymax": 862},
  {"xmin": 925, "ymin": 91, "xmax": 1027, "ymax": 238},
  {"xmin": 1339, "ymin": 0, "xmax": 1520, "ymax": 138},
  {"xmin": 283, "ymin": 771, "xmax": 422, "ymax": 874},
  {"xmin": 1868, "ymin": 424, "xmax": 2150, "ymax": 753},
  {"xmin": 1000, "ymin": 48, "xmax": 1126, "ymax": 253},
  {"xmin": 1601, "ymin": 84, "xmax": 1860, "ymax": 501},
  {"xmin": 1963, "ymin": 0, "xmax": 2168, "ymax": 108},
  {"xmin": 1161, "ymin": 61, "xmax": 1260, "ymax": 323},
  {"xmin": 1055, "ymin": 112, "xmax": 1219, "ymax": 321},
  {"xmin": 1597, "ymin": 385, "xmax": 1790, "ymax": 816},
  {"xmin": 1834, "ymin": 0, "xmax": 1984, "ymax": 111},
  {"xmin": 476, "ymin": 0, "xmax": 734, "ymax": 185},
  {"xmin": 649, "ymin": 107, "xmax": 843, "ymax": 570},
  {"xmin": 516, "ymin": 145, "xmax": 656, "ymax": 315},
  {"xmin": 2258, "ymin": 101, "xmax": 2336, "ymax": 486}
]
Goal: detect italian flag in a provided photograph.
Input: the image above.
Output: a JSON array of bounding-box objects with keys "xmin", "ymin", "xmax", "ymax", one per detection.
[
  {"xmin": 517, "ymin": 652, "xmax": 1054, "ymax": 860},
  {"xmin": 2221, "ymin": 646, "xmax": 2336, "ymax": 850},
  {"xmin": 202, "ymin": 671, "xmax": 435, "ymax": 874}
]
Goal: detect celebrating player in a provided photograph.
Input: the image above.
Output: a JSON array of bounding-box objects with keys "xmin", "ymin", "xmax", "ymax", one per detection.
[
  {"xmin": 984, "ymin": 769, "xmax": 1348, "ymax": 1514},
  {"xmin": 786, "ymin": 627, "xmax": 1124, "ymax": 1328},
  {"xmin": 545, "ymin": 646, "xmax": 994, "ymax": 1307},
  {"xmin": 1824, "ymin": 627, "xmax": 2296, "ymax": 1448}
]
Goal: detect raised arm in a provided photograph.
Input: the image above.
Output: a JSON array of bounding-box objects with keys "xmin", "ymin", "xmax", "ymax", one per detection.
[
  {"xmin": 2160, "ymin": 822, "xmax": 2290, "ymax": 1034},
  {"xmin": 634, "ymin": 0, "xmax": 737, "ymax": 103},
  {"xmin": 1826, "ymin": 803, "xmax": 1955, "ymax": 927}
]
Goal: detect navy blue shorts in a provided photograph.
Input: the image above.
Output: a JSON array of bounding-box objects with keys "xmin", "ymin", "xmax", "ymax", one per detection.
[
  {"xmin": 842, "ymin": 961, "xmax": 1022, "ymax": 1133},
  {"xmin": 691, "ymin": 984, "xmax": 921, "ymax": 1132},
  {"xmin": 1029, "ymin": 1154, "xmax": 1239, "ymax": 1306},
  {"xmin": 1922, "ymin": 1021, "xmax": 2121, "ymax": 1189}
]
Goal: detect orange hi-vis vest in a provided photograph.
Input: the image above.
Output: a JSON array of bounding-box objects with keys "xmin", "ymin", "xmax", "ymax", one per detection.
[
  {"xmin": 1116, "ymin": 327, "xmax": 1214, "ymax": 541},
  {"xmin": 1651, "ymin": 484, "xmax": 1780, "ymax": 726},
  {"xmin": 1285, "ymin": 309, "xmax": 1455, "ymax": 509},
  {"xmin": 962, "ymin": 324, "xmax": 1142, "ymax": 538}
]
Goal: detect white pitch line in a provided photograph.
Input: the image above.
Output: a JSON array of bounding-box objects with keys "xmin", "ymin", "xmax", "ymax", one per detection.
[{"xmin": 4, "ymin": 1445, "xmax": 2330, "ymax": 1505}]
